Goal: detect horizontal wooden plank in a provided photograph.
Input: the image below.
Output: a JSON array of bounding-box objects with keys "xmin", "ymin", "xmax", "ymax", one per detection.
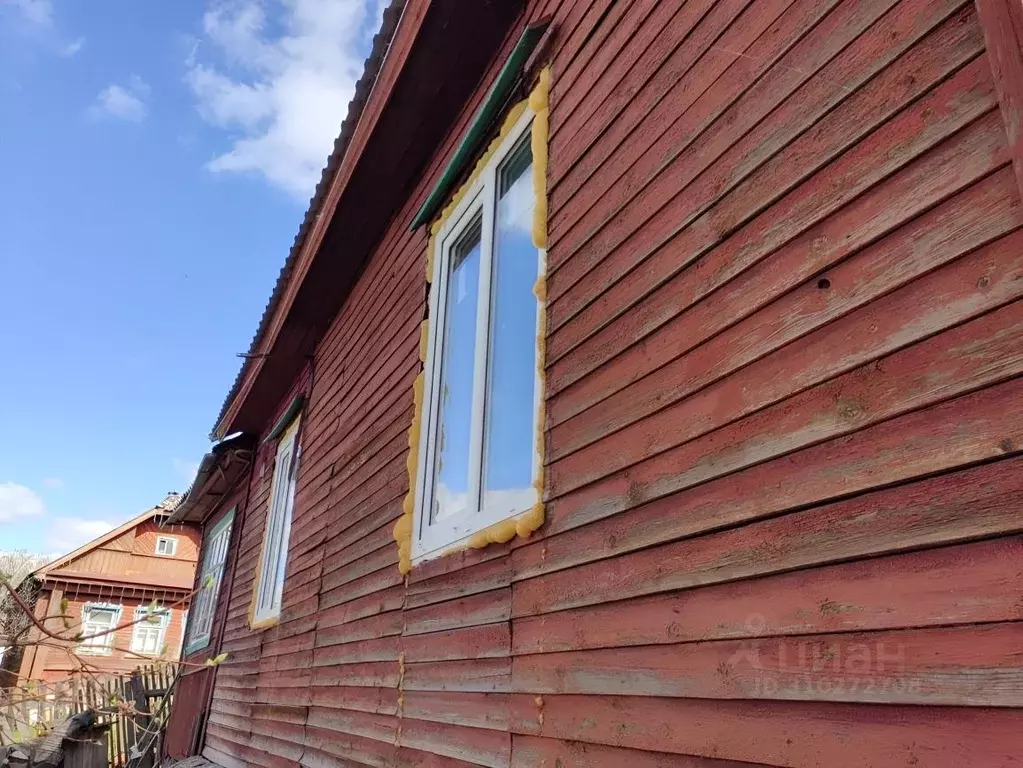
[
  {"xmin": 550, "ymin": 0, "xmax": 796, "ymax": 212},
  {"xmin": 250, "ymin": 725, "xmax": 305, "ymax": 760},
  {"xmin": 512, "ymin": 735, "xmax": 776, "ymax": 768},
  {"xmin": 309, "ymin": 685, "xmax": 398, "ymax": 716},
  {"xmin": 312, "ymin": 635, "xmax": 400, "ymax": 667},
  {"xmin": 402, "ymin": 658, "xmax": 512, "ymax": 693},
  {"xmin": 404, "ymin": 587, "xmax": 511, "ymax": 636},
  {"xmin": 543, "ymin": 290, "xmax": 1023, "ymax": 566},
  {"xmin": 541, "ymin": 260, "xmax": 1023, "ymax": 545},
  {"xmin": 204, "ymin": 740, "xmax": 255, "ymax": 768},
  {"xmin": 321, "ymin": 542, "xmax": 400, "ymax": 593},
  {"xmin": 549, "ymin": 173, "xmax": 1023, "ymax": 487},
  {"xmin": 516, "ymin": 376, "xmax": 1023, "ymax": 613},
  {"xmin": 402, "ymin": 623, "xmax": 510, "ymax": 663},
  {"xmin": 548, "ymin": 0, "xmax": 964, "ymax": 312},
  {"xmin": 547, "ymin": 53, "xmax": 998, "ymax": 378},
  {"xmin": 551, "ymin": 0, "xmax": 913, "ymax": 278},
  {"xmin": 549, "ymin": 0, "xmax": 728, "ymax": 170},
  {"xmin": 510, "ymin": 694, "xmax": 1023, "ymax": 766},
  {"xmin": 316, "ymin": 585, "xmax": 404, "ymax": 628},
  {"xmin": 306, "ymin": 706, "xmax": 396, "ymax": 743},
  {"xmin": 315, "ymin": 609, "xmax": 403, "ymax": 648},
  {"xmin": 304, "ymin": 724, "xmax": 395, "ymax": 768},
  {"xmin": 400, "ymin": 691, "xmax": 511, "ymax": 731},
  {"xmin": 310, "ymin": 661, "xmax": 399, "ymax": 688},
  {"xmin": 398, "ymin": 718, "xmax": 511, "ymax": 768},
  {"xmin": 513, "ymin": 623, "xmax": 1023, "ymax": 706},
  {"xmin": 390, "ymin": 745, "xmax": 484, "ymax": 768},
  {"xmin": 319, "ymin": 563, "xmax": 403, "ymax": 611},
  {"xmin": 549, "ymin": 135, "xmax": 1015, "ymax": 439},
  {"xmin": 512, "ymin": 533, "xmax": 1023, "ymax": 653},
  {"xmin": 300, "ymin": 745, "xmax": 379, "ymax": 768},
  {"xmin": 406, "ymin": 555, "xmax": 512, "ymax": 608},
  {"xmin": 548, "ymin": 0, "xmax": 661, "ymax": 140},
  {"xmin": 551, "ymin": 17, "xmax": 991, "ymax": 408}
]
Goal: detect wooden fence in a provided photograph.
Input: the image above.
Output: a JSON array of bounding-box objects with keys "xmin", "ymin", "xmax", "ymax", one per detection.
[{"xmin": 0, "ymin": 663, "xmax": 176, "ymax": 768}]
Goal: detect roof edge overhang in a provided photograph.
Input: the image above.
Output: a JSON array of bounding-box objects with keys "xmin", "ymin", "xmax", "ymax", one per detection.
[
  {"xmin": 210, "ymin": 0, "xmax": 414, "ymax": 441},
  {"xmin": 165, "ymin": 432, "xmax": 257, "ymax": 525},
  {"xmin": 39, "ymin": 570, "xmax": 195, "ymax": 593},
  {"xmin": 211, "ymin": 0, "xmax": 526, "ymax": 440}
]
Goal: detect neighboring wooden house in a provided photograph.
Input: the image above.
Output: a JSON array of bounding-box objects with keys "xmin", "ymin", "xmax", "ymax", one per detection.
[
  {"xmin": 11, "ymin": 494, "xmax": 199, "ymax": 684},
  {"xmin": 163, "ymin": 0, "xmax": 1023, "ymax": 765}
]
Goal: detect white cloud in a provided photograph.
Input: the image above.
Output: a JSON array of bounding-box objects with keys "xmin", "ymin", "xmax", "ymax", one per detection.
[
  {"xmin": 89, "ymin": 75, "xmax": 150, "ymax": 123},
  {"xmin": 0, "ymin": 482, "xmax": 46, "ymax": 523},
  {"xmin": 172, "ymin": 458, "xmax": 200, "ymax": 487},
  {"xmin": 41, "ymin": 477, "xmax": 64, "ymax": 489},
  {"xmin": 186, "ymin": 0, "xmax": 385, "ymax": 198},
  {"xmin": 5, "ymin": 0, "xmax": 53, "ymax": 27},
  {"xmin": 3, "ymin": 1, "xmax": 82, "ymax": 57},
  {"xmin": 46, "ymin": 517, "xmax": 115, "ymax": 554},
  {"xmin": 61, "ymin": 36, "xmax": 84, "ymax": 56}
]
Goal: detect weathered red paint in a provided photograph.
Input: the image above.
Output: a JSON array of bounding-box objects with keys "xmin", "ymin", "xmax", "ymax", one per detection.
[{"xmin": 165, "ymin": 1, "xmax": 1023, "ymax": 766}]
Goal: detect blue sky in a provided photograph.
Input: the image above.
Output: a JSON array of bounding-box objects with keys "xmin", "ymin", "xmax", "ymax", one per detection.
[{"xmin": 0, "ymin": 0, "xmax": 384, "ymax": 554}]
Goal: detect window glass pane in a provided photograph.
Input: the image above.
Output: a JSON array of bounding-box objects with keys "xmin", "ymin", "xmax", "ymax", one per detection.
[
  {"xmin": 260, "ymin": 443, "xmax": 293, "ymax": 612},
  {"xmin": 432, "ymin": 216, "xmax": 483, "ymax": 523},
  {"xmin": 483, "ymin": 138, "xmax": 539, "ymax": 514},
  {"xmin": 272, "ymin": 451, "xmax": 299, "ymax": 605},
  {"xmin": 81, "ymin": 607, "xmax": 118, "ymax": 651}
]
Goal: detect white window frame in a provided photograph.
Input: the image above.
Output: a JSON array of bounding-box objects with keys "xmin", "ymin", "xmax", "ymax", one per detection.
[
  {"xmin": 155, "ymin": 536, "xmax": 178, "ymax": 556},
  {"xmin": 77, "ymin": 603, "xmax": 122, "ymax": 656},
  {"xmin": 129, "ymin": 605, "xmax": 170, "ymax": 656},
  {"xmin": 185, "ymin": 509, "xmax": 234, "ymax": 653},
  {"xmin": 252, "ymin": 418, "xmax": 301, "ymax": 625},
  {"xmin": 413, "ymin": 107, "xmax": 544, "ymax": 563}
]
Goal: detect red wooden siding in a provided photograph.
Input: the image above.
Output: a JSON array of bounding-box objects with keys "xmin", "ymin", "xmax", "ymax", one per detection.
[
  {"xmin": 17, "ymin": 514, "xmax": 199, "ymax": 684},
  {"xmin": 27, "ymin": 594, "xmax": 188, "ymax": 683},
  {"xmin": 195, "ymin": 1, "xmax": 1023, "ymax": 766},
  {"xmin": 164, "ymin": 493, "xmax": 248, "ymax": 760}
]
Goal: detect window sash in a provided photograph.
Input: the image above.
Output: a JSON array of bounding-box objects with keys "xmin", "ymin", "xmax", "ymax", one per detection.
[
  {"xmin": 78, "ymin": 604, "xmax": 121, "ymax": 655},
  {"xmin": 185, "ymin": 510, "xmax": 234, "ymax": 653},
  {"xmin": 156, "ymin": 536, "xmax": 177, "ymax": 556},
  {"xmin": 254, "ymin": 422, "xmax": 300, "ymax": 623},
  {"xmin": 414, "ymin": 108, "xmax": 542, "ymax": 561},
  {"xmin": 130, "ymin": 607, "xmax": 169, "ymax": 655}
]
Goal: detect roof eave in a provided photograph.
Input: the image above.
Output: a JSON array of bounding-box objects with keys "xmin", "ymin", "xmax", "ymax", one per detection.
[{"xmin": 211, "ymin": 0, "xmax": 415, "ymax": 440}]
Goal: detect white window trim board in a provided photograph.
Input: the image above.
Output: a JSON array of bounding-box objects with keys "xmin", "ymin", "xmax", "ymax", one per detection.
[
  {"xmin": 130, "ymin": 606, "xmax": 169, "ymax": 655},
  {"xmin": 252, "ymin": 418, "xmax": 301, "ymax": 625},
  {"xmin": 77, "ymin": 603, "xmax": 122, "ymax": 655},
  {"xmin": 412, "ymin": 107, "xmax": 543, "ymax": 564},
  {"xmin": 155, "ymin": 536, "xmax": 178, "ymax": 556},
  {"xmin": 185, "ymin": 508, "xmax": 235, "ymax": 654}
]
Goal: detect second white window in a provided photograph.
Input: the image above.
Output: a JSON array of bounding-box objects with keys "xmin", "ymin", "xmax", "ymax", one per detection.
[
  {"xmin": 130, "ymin": 606, "xmax": 170, "ymax": 656},
  {"xmin": 253, "ymin": 418, "xmax": 300, "ymax": 624},
  {"xmin": 414, "ymin": 109, "xmax": 544, "ymax": 561}
]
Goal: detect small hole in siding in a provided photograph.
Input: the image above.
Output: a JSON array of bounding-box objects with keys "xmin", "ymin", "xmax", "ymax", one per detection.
[{"xmin": 817, "ymin": 278, "xmax": 831, "ymax": 290}]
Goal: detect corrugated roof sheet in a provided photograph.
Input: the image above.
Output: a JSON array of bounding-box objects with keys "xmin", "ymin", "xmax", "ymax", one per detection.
[{"xmin": 210, "ymin": 0, "xmax": 407, "ymax": 439}]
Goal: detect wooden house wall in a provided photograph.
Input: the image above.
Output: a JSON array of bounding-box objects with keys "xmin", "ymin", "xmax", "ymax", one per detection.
[
  {"xmin": 165, "ymin": 493, "xmax": 249, "ymax": 759},
  {"xmin": 199, "ymin": 1, "xmax": 1023, "ymax": 766},
  {"xmin": 30, "ymin": 591, "xmax": 188, "ymax": 683},
  {"xmin": 45, "ymin": 521, "xmax": 200, "ymax": 588}
]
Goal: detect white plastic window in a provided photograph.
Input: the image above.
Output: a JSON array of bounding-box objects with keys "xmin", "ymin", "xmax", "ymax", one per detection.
[
  {"xmin": 414, "ymin": 108, "xmax": 543, "ymax": 562},
  {"xmin": 185, "ymin": 510, "xmax": 234, "ymax": 653},
  {"xmin": 77, "ymin": 603, "xmax": 121, "ymax": 655},
  {"xmin": 155, "ymin": 536, "xmax": 178, "ymax": 556},
  {"xmin": 253, "ymin": 418, "xmax": 300, "ymax": 624},
  {"xmin": 130, "ymin": 606, "xmax": 170, "ymax": 656}
]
